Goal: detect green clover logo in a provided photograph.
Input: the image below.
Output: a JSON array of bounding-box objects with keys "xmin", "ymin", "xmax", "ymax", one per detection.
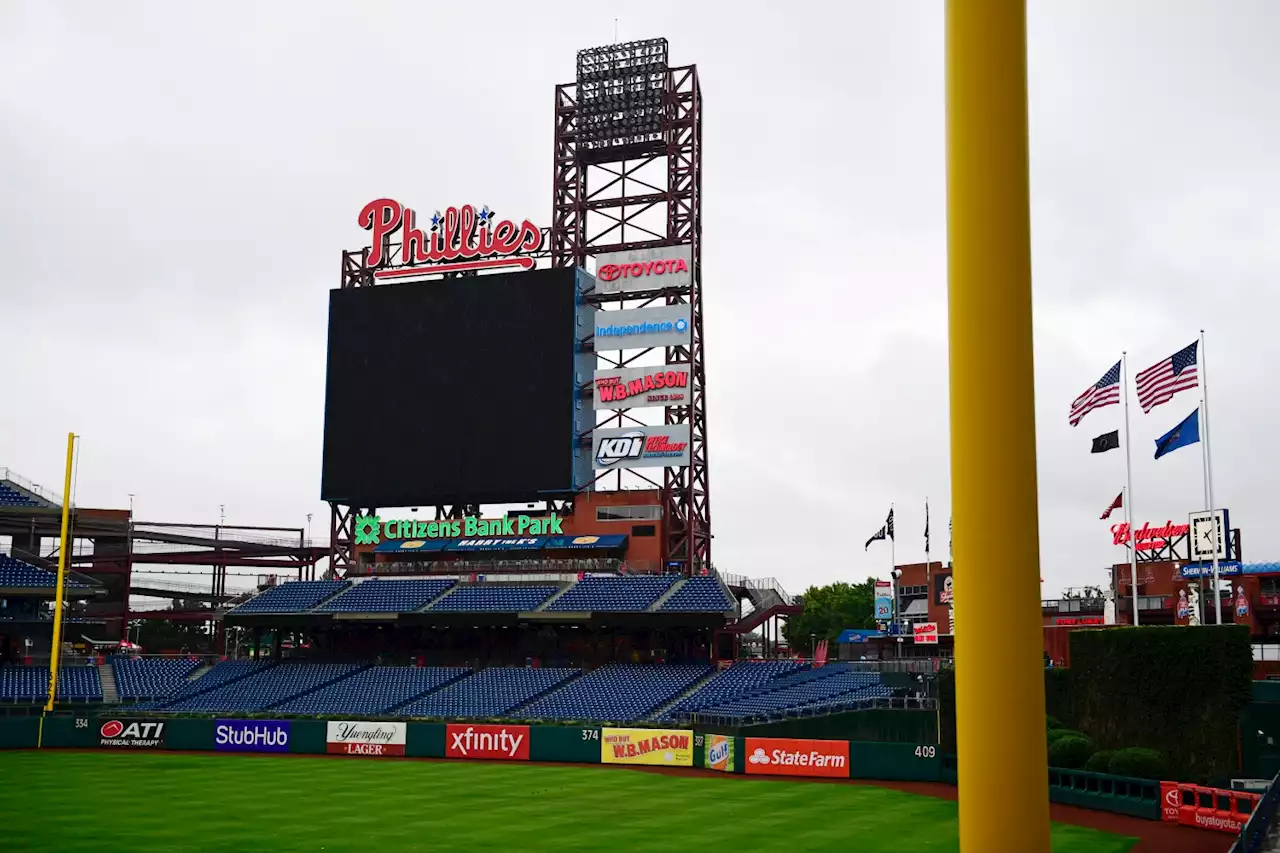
[{"xmin": 354, "ymin": 514, "xmax": 382, "ymax": 546}]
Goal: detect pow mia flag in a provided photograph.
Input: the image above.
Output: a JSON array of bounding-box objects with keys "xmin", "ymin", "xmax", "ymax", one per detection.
[{"xmin": 1091, "ymin": 430, "xmax": 1120, "ymax": 454}]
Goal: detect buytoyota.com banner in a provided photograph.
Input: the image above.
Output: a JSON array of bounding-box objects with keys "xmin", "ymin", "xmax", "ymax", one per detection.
[
  {"xmin": 592, "ymin": 365, "xmax": 691, "ymax": 411},
  {"xmin": 591, "ymin": 245, "xmax": 693, "ymax": 294},
  {"xmin": 593, "ymin": 425, "xmax": 691, "ymax": 470},
  {"xmin": 326, "ymin": 721, "xmax": 406, "ymax": 757}
]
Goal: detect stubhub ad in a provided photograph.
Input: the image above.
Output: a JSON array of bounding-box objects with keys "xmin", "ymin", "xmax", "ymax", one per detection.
[{"xmin": 214, "ymin": 719, "xmax": 291, "ymax": 753}]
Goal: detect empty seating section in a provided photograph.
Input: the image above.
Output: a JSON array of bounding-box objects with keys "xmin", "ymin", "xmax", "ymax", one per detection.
[
  {"xmin": 546, "ymin": 576, "xmax": 678, "ymax": 612},
  {"xmin": 111, "ymin": 657, "xmax": 201, "ymax": 700},
  {"xmin": 0, "ymin": 483, "xmax": 40, "ymax": 507},
  {"xmin": 161, "ymin": 662, "xmax": 368, "ymax": 712},
  {"xmin": 691, "ymin": 664, "xmax": 889, "ymax": 720},
  {"xmin": 658, "ymin": 577, "xmax": 732, "ymax": 612},
  {"xmin": 519, "ymin": 664, "xmax": 711, "ymax": 721},
  {"xmin": 231, "ymin": 580, "xmax": 349, "ymax": 614},
  {"xmin": 274, "ymin": 666, "xmax": 470, "ymax": 715},
  {"xmin": 399, "ymin": 667, "xmax": 579, "ymax": 718},
  {"xmin": 0, "ymin": 665, "xmax": 101, "ymax": 701},
  {"xmin": 658, "ymin": 660, "xmax": 806, "ymax": 721},
  {"xmin": 0, "ymin": 555, "xmax": 61, "ymax": 588},
  {"xmin": 429, "ymin": 584, "xmax": 560, "ymax": 612},
  {"xmin": 155, "ymin": 659, "xmax": 272, "ymax": 706},
  {"xmin": 318, "ymin": 579, "xmax": 455, "ymax": 612}
]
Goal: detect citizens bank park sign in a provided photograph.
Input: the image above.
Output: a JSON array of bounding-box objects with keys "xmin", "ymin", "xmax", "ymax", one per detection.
[{"xmin": 593, "ymin": 365, "xmax": 691, "ymax": 411}]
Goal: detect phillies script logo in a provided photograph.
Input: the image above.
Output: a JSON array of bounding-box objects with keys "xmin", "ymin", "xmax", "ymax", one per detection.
[
  {"xmin": 358, "ymin": 198, "xmax": 543, "ymax": 279},
  {"xmin": 595, "ymin": 432, "xmax": 689, "ymax": 466},
  {"xmin": 446, "ymin": 725, "xmax": 529, "ymax": 761},
  {"xmin": 598, "ymin": 256, "xmax": 688, "ymax": 284},
  {"xmin": 1111, "ymin": 521, "xmax": 1190, "ymax": 550},
  {"xmin": 596, "ymin": 370, "xmax": 689, "ymax": 404}
]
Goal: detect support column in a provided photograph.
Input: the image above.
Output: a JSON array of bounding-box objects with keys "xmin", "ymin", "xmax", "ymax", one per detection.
[{"xmin": 947, "ymin": 3, "xmax": 1051, "ymax": 851}]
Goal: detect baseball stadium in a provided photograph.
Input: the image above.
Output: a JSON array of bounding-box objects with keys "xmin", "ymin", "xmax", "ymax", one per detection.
[{"xmin": 1, "ymin": 23, "xmax": 1276, "ymax": 853}]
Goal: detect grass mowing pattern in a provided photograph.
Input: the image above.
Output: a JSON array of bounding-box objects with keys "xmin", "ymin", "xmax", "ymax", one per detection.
[{"xmin": 0, "ymin": 752, "xmax": 1137, "ymax": 852}]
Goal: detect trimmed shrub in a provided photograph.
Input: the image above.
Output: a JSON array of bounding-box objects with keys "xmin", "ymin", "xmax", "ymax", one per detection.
[
  {"xmin": 1084, "ymin": 750, "xmax": 1115, "ymax": 773},
  {"xmin": 1049, "ymin": 735, "xmax": 1096, "ymax": 769},
  {"xmin": 1048, "ymin": 728, "xmax": 1087, "ymax": 744},
  {"xmin": 1046, "ymin": 715, "xmax": 1064, "ymax": 731},
  {"xmin": 1108, "ymin": 747, "xmax": 1166, "ymax": 780}
]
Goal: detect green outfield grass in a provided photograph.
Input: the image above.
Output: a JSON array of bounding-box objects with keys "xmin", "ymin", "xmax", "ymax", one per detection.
[{"xmin": 0, "ymin": 752, "xmax": 1136, "ymax": 852}]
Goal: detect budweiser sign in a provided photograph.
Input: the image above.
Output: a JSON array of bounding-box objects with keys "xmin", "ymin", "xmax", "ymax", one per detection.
[
  {"xmin": 1111, "ymin": 521, "xmax": 1190, "ymax": 551},
  {"xmin": 358, "ymin": 199, "xmax": 543, "ymax": 279}
]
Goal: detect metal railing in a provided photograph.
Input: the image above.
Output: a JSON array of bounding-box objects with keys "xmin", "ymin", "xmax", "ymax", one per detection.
[
  {"xmin": 678, "ymin": 695, "xmax": 935, "ymax": 728},
  {"xmin": 0, "ymin": 467, "xmax": 63, "ymax": 506},
  {"xmin": 131, "ymin": 523, "xmax": 314, "ymax": 549},
  {"xmin": 1230, "ymin": 770, "xmax": 1280, "ymax": 853}
]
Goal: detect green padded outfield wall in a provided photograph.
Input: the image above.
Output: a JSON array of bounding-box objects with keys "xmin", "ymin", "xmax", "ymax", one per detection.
[
  {"xmin": 165, "ymin": 717, "xmax": 213, "ymax": 751},
  {"xmin": 0, "ymin": 717, "xmax": 38, "ymax": 748},
  {"xmin": 848, "ymin": 741, "xmax": 942, "ymax": 782},
  {"xmin": 406, "ymin": 723, "xmax": 445, "ymax": 758},
  {"xmin": 529, "ymin": 726, "xmax": 601, "ymax": 763},
  {"xmin": 288, "ymin": 720, "xmax": 328, "ymax": 755}
]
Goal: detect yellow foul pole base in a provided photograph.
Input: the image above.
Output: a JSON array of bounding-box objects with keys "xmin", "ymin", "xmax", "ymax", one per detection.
[
  {"xmin": 44, "ymin": 432, "xmax": 77, "ymax": 714},
  {"xmin": 947, "ymin": 3, "xmax": 1051, "ymax": 852}
]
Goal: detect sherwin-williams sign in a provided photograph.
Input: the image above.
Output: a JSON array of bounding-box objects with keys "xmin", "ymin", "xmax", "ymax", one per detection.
[
  {"xmin": 591, "ymin": 245, "xmax": 692, "ymax": 294},
  {"xmin": 594, "ymin": 305, "xmax": 691, "ymax": 351},
  {"xmin": 600, "ymin": 728, "xmax": 693, "ymax": 767},
  {"xmin": 355, "ymin": 513, "xmax": 565, "ymax": 545},
  {"xmin": 593, "ymin": 365, "xmax": 691, "ymax": 410},
  {"xmin": 215, "ymin": 720, "xmax": 291, "ymax": 753}
]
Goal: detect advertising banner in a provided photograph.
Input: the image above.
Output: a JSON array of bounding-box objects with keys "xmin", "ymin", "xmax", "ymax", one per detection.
[
  {"xmin": 325, "ymin": 721, "xmax": 406, "ymax": 757},
  {"xmin": 445, "ymin": 724, "xmax": 530, "ymax": 761},
  {"xmin": 874, "ymin": 580, "xmax": 893, "ymax": 621},
  {"xmin": 592, "ymin": 365, "xmax": 692, "ymax": 411},
  {"xmin": 593, "ymin": 305, "xmax": 691, "ymax": 351},
  {"xmin": 99, "ymin": 719, "xmax": 166, "ymax": 749},
  {"xmin": 600, "ymin": 728, "xmax": 693, "ymax": 767},
  {"xmin": 704, "ymin": 734, "xmax": 734, "ymax": 772},
  {"xmin": 913, "ymin": 622, "xmax": 939, "ymax": 644},
  {"xmin": 744, "ymin": 738, "xmax": 850, "ymax": 778},
  {"xmin": 215, "ymin": 720, "xmax": 291, "ymax": 753},
  {"xmin": 592, "ymin": 245, "xmax": 692, "ymax": 294},
  {"xmin": 592, "ymin": 425, "xmax": 691, "ymax": 470}
]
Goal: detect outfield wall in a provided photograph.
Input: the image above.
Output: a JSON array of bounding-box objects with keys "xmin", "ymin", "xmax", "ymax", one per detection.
[{"xmin": 0, "ymin": 715, "xmax": 1159, "ymax": 820}]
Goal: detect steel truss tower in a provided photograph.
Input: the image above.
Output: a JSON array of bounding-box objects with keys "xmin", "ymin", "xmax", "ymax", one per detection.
[{"xmin": 551, "ymin": 42, "xmax": 710, "ymax": 575}]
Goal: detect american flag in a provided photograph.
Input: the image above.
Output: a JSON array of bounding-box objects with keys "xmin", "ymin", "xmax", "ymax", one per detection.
[
  {"xmin": 1069, "ymin": 361, "xmax": 1121, "ymax": 427},
  {"xmin": 1136, "ymin": 341, "xmax": 1199, "ymax": 413}
]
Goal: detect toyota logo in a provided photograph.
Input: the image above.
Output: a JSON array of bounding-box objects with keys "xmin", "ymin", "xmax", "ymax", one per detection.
[{"xmin": 598, "ymin": 263, "xmax": 622, "ymax": 282}]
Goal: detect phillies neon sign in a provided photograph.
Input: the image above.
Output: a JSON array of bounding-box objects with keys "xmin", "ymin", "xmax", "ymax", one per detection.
[{"xmin": 358, "ymin": 199, "xmax": 543, "ymax": 279}]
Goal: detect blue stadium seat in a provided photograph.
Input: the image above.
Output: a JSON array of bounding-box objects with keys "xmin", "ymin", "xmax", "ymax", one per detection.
[
  {"xmin": 229, "ymin": 580, "xmax": 350, "ymax": 614},
  {"xmin": 0, "ymin": 664, "xmax": 102, "ymax": 702},
  {"xmin": 689, "ymin": 664, "xmax": 891, "ymax": 722},
  {"xmin": 0, "ymin": 484, "xmax": 40, "ymax": 507},
  {"xmin": 138, "ymin": 659, "xmax": 274, "ymax": 708},
  {"xmin": 0, "ymin": 555, "xmax": 90, "ymax": 589},
  {"xmin": 273, "ymin": 666, "xmax": 471, "ymax": 715},
  {"xmin": 160, "ymin": 662, "xmax": 368, "ymax": 713},
  {"xmin": 316, "ymin": 578, "xmax": 456, "ymax": 613},
  {"xmin": 658, "ymin": 577, "xmax": 732, "ymax": 613},
  {"xmin": 428, "ymin": 584, "xmax": 560, "ymax": 612},
  {"xmin": 398, "ymin": 667, "xmax": 579, "ymax": 717},
  {"xmin": 517, "ymin": 664, "xmax": 711, "ymax": 722},
  {"xmin": 546, "ymin": 576, "xmax": 679, "ymax": 612},
  {"xmin": 658, "ymin": 660, "xmax": 807, "ymax": 721},
  {"xmin": 110, "ymin": 656, "xmax": 201, "ymax": 700}
]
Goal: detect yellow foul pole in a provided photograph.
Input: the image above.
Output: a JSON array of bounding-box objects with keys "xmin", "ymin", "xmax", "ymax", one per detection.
[
  {"xmin": 44, "ymin": 432, "xmax": 77, "ymax": 714},
  {"xmin": 946, "ymin": 3, "xmax": 1050, "ymax": 852}
]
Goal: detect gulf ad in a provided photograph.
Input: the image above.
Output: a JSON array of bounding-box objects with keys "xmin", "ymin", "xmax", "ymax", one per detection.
[
  {"xmin": 600, "ymin": 727, "xmax": 693, "ymax": 767},
  {"xmin": 704, "ymin": 734, "xmax": 734, "ymax": 772}
]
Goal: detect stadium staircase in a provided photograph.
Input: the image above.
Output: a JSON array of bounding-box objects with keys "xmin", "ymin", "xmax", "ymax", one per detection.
[
  {"xmin": 531, "ymin": 582, "xmax": 575, "ymax": 612},
  {"xmin": 187, "ymin": 663, "xmax": 215, "ymax": 682},
  {"xmin": 728, "ymin": 578, "xmax": 802, "ymax": 634},
  {"xmin": 97, "ymin": 662, "xmax": 119, "ymax": 703},
  {"xmin": 648, "ymin": 580, "xmax": 686, "ymax": 611},
  {"xmin": 645, "ymin": 668, "xmax": 721, "ymax": 721}
]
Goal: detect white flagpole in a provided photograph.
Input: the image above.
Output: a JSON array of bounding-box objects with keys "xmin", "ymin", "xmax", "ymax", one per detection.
[
  {"xmin": 1201, "ymin": 330, "xmax": 1220, "ymax": 624},
  {"xmin": 925, "ymin": 497, "xmax": 931, "ymax": 587},
  {"xmin": 1122, "ymin": 352, "xmax": 1139, "ymax": 626},
  {"xmin": 890, "ymin": 503, "xmax": 897, "ymax": 629}
]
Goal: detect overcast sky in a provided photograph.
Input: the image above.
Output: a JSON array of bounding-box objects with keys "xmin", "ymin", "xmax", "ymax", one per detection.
[{"xmin": 2, "ymin": 1, "xmax": 1277, "ymax": 597}]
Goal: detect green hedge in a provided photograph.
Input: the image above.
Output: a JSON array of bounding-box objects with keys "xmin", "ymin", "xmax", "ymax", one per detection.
[{"xmin": 1070, "ymin": 626, "xmax": 1250, "ymax": 783}]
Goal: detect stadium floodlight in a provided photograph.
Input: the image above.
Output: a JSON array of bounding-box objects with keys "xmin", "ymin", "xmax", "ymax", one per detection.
[{"xmin": 575, "ymin": 38, "xmax": 669, "ymax": 150}]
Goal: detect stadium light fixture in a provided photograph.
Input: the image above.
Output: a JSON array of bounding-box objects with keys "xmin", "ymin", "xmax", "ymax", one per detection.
[{"xmin": 575, "ymin": 38, "xmax": 668, "ymax": 150}]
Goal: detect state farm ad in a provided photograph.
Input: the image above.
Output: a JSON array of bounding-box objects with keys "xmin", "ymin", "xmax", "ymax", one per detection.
[
  {"xmin": 325, "ymin": 721, "xmax": 406, "ymax": 757},
  {"xmin": 744, "ymin": 738, "xmax": 850, "ymax": 778},
  {"xmin": 445, "ymin": 724, "xmax": 530, "ymax": 761}
]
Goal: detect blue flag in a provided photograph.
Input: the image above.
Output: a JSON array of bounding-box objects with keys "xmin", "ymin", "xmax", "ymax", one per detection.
[{"xmin": 1153, "ymin": 408, "xmax": 1200, "ymax": 460}]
